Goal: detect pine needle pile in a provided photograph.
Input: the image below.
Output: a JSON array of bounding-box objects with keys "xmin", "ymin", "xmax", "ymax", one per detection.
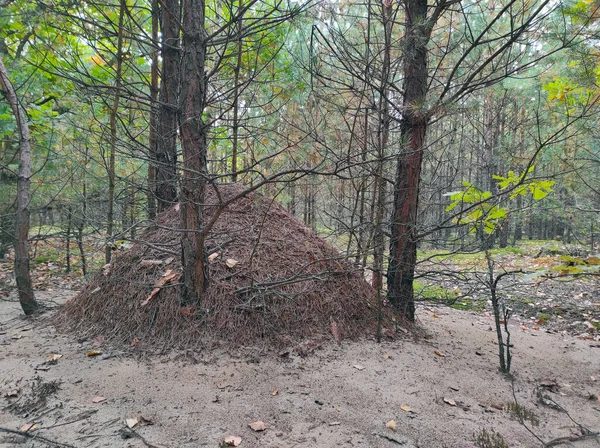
[{"xmin": 58, "ymin": 184, "xmax": 378, "ymax": 349}]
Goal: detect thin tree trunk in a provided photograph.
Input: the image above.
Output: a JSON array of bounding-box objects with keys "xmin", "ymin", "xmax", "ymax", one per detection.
[
  {"xmin": 105, "ymin": 0, "xmax": 126, "ymax": 263},
  {"xmin": 0, "ymin": 55, "xmax": 38, "ymax": 315},
  {"xmin": 179, "ymin": 0, "xmax": 209, "ymax": 307},
  {"xmin": 231, "ymin": 2, "xmax": 243, "ymax": 182},
  {"xmin": 65, "ymin": 205, "xmax": 72, "ymax": 273},
  {"xmin": 372, "ymin": 0, "xmax": 392, "ymax": 293},
  {"xmin": 387, "ymin": 0, "xmax": 429, "ymax": 322},
  {"xmin": 147, "ymin": 0, "xmax": 159, "ymax": 219},
  {"xmin": 156, "ymin": 0, "xmax": 180, "ymax": 212}
]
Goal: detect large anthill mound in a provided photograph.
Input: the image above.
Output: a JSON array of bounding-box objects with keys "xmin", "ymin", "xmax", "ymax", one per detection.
[{"xmin": 58, "ymin": 183, "xmax": 378, "ymax": 349}]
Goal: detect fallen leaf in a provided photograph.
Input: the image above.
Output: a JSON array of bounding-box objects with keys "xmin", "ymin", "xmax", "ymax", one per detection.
[
  {"xmin": 330, "ymin": 320, "xmax": 342, "ymax": 344},
  {"xmin": 397, "ymin": 326, "xmax": 409, "ymax": 334},
  {"xmin": 46, "ymin": 354, "xmax": 62, "ymax": 362},
  {"xmin": 533, "ymin": 326, "xmax": 540, "ymax": 331},
  {"xmin": 386, "ymin": 419, "xmax": 397, "ymax": 431},
  {"xmin": 443, "ymin": 398, "xmax": 456, "ymax": 406},
  {"xmin": 434, "ymin": 350, "xmax": 446, "ymax": 357},
  {"xmin": 164, "ymin": 257, "xmax": 174, "ymax": 265},
  {"xmin": 490, "ymin": 402, "xmax": 504, "ymax": 410},
  {"xmin": 400, "ymin": 404, "xmax": 413, "ymax": 413},
  {"xmin": 271, "ymin": 388, "xmax": 279, "ymax": 396},
  {"xmin": 19, "ymin": 423, "xmax": 38, "ymax": 432},
  {"xmin": 226, "ymin": 258, "xmax": 238, "ymax": 268},
  {"xmin": 91, "ymin": 396, "xmax": 106, "ymax": 403},
  {"xmin": 432, "ymin": 314, "xmax": 439, "ymax": 318},
  {"xmin": 223, "ymin": 435, "xmax": 242, "ymax": 446},
  {"xmin": 126, "ymin": 417, "xmax": 138, "ymax": 428},
  {"xmin": 383, "ymin": 328, "xmax": 395, "ymax": 339},
  {"xmin": 248, "ymin": 421, "xmax": 266, "ymax": 432},
  {"xmin": 141, "ymin": 270, "xmax": 180, "ymax": 306},
  {"xmin": 87, "ymin": 350, "xmax": 102, "ymax": 357},
  {"xmin": 208, "ymin": 252, "xmax": 219, "ymax": 262},
  {"xmin": 353, "ymin": 364, "xmax": 365, "ymax": 371}
]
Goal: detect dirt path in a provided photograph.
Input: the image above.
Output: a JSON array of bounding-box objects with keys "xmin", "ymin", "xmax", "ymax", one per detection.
[{"xmin": 1, "ymin": 291, "xmax": 599, "ymax": 448}]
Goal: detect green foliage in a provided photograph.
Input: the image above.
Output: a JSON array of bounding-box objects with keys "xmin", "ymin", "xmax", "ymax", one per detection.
[
  {"xmin": 492, "ymin": 167, "xmax": 554, "ymax": 201},
  {"xmin": 543, "ymin": 77, "xmax": 591, "ymax": 110},
  {"xmin": 446, "ymin": 169, "xmax": 555, "ymax": 235},
  {"xmin": 446, "ymin": 182, "xmax": 506, "ymax": 234}
]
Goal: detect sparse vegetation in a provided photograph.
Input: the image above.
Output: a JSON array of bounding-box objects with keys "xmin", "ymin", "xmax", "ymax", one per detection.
[{"xmin": 474, "ymin": 429, "xmax": 510, "ymax": 448}]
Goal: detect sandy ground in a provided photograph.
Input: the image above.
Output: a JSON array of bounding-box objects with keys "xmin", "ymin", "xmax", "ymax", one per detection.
[{"xmin": 1, "ymin": 290, "xmax": 600, "ymax": 448}]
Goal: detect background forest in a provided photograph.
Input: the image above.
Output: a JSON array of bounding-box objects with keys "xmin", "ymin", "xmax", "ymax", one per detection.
[{"xmin": 1, "ymin": 0, "xmax": 599, "ymax": 320}]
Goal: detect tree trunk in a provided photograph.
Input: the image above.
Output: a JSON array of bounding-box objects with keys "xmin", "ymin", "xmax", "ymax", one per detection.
[
  {"xmin": 155, "ymin": 0, "xmax": 180, "ymax": 212},
  {"xmin": 387, "ymin": 0, "xmax": 429, "ymax": 322},
  {"xmin": 105, "ymin": 0, "xmax": 126, "ymax": 264},
  {"xmin": 147, "ymin": 0, "xmax": 159, "ymax": 219},
  {"xmin": 372, "ymin": 0, "xmax": 392, "ymax": 294},
  {"xmin": 65, "ymin": 205, "xmax": 72, "ymax": 273},
  {"xmin": 231, "ymin": 2, "xmax": 243, "ymax": 182},
  {"xmin": 179, "ymin": 0, "xmax": 209, "ymax": 307},
  {"xmin": 0, "ymin": 55, "xmax": 38, "ymax": 315}
]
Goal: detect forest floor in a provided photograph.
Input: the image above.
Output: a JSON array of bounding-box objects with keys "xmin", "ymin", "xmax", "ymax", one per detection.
[{"xmin": 0, "ymin": 242, "xmax": 599, "ymax": 448}]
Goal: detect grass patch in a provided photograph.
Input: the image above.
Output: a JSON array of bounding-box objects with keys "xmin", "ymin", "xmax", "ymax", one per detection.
[
  {"xmin": 33, "ymin": 255, "xmax": 57, "ymax": 264},
  {"xmin": 536, "ymin": 313, "xmax": 551, "ymax": 324},
  {"xmin": 414, "ymin": 280, "xmax": 484, "ymax": 311}
]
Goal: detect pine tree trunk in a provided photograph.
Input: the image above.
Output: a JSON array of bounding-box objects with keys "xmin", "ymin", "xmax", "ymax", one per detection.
[
  {"xmin": 147, "ymin": 0, "xmax": 159, "ymax": 219},
  {"xmin": 231, "ymin": 3, "xmax": 243, "ymax": 182},
  {"xmin": 105, "ymin": 0, "xmax": 126, "ymax": 263},
  {"xmin": 387, "ymin": 0, "xmax": 429, "ymax": 322},
  {"xmin": 0, "ymin": 55, "xmax": 38, "ymax": 315},
  {"xmin": 179, "ymin": 0, "xmax": 209, "ymax": 307},
  {"xmin": 156, "ymin": 0, "xmax": 180, "ymax": 212}
]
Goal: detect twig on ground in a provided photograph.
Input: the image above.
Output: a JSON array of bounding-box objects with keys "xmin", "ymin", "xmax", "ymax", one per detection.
[
  {"xmin": 0, "ymin": 426, "xmax": 77, "ymax": 448},
  {"xmin": 119, "ymin": 427, "xmax": 163, "ymax": 448},
  {"xmin": 545, "ymin": 432, "xmax": 600, "ymax": 447},
  {"xmin": 42, "ymin": 409, "xmax": 98, "ymax": 429},
  {"xmin": 377, "ymin": 433, "xmax": 407, "ymax": 445}
]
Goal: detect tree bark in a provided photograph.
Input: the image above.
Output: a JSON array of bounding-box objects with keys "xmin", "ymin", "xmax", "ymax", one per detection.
[
  {"xmin": 105, "ymin": 0, "xmax": 126, "ymax": 264},
  {"xmin": 0, "ymin": 55, "xmax": 38, "ymax": 315},
  {"xmin": 386, "ymin": 0, "xmax": 429, "ymax": 322},
  {"xmin": 147, "ymin": 0, "xmax": 159, "ymax": 219},
  {"xmin": 179, "ymin": 0, "xmax": 209, "ymax": 307},
  {"xmin": 231, "ymin": 1, "xmax": 243, "ymax": 182},
  {"xmin": 155, "ymin": 0, "xmax": 180, "ymax": 212},
  {"xmin": 372, "ymin": 0, "xmax": 392, "ymax": 293}
]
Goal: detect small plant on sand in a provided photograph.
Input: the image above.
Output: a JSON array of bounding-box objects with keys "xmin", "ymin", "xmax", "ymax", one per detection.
[
  {"xmin": 446, "ymin": 168, "xmax": 554, "ymax": 374},
  {"xmin": 474, "ymin": 428, "xmax": 509, "ymax": 448},
  {"xmin": 505, "ymin": 402, "xmax": 540, "ymax": 427}
]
